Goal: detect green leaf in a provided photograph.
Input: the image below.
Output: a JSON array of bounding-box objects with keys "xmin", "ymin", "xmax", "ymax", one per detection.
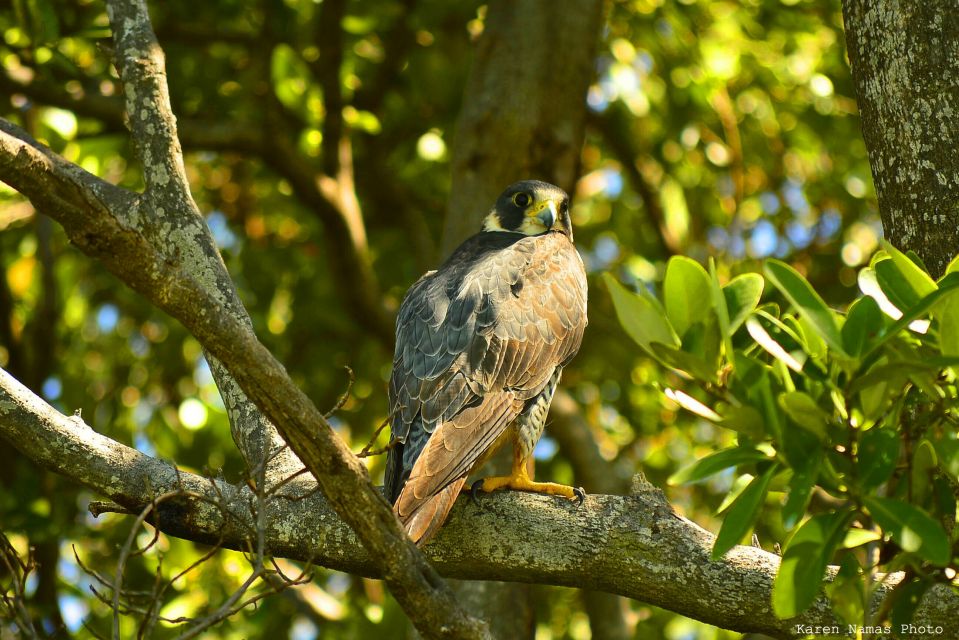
[
  {"xmin": 650, "ymin": 343, "xmax": 717, "ymax": 382},
  {"xmin": 876, "ymin": 259, "xmax": 923, "ymax": 312},
  {"xmin": 715, "ymin": 473, "xmax": 754, "ymax": 514},
  {"xmin": 933, "ymin": 438, "xmax": 959, "ymax": 483},
  {"xmin": 826, "ymin": 555, "xmax": 865, "ymax": 626},
  {"xmin": 603, "ymin": 273, "xmax": 680, "ymax": 357},
  {"xmin": 716, "ymin": 403, "xmax": 765, "ymax": 439},
  {"xmin": 935, "ymin": 289, "xmax": 959, "ymax": 357},
  {"xmin": 842, "ymin": 296, "xmax": 883, "ymax": 359},
  {"xmin": 772, "ymin": 510, "xmax": 850, "ymax": 618},
  {"xmin": 841, "ymin": 528, "xmax": 882, "ymax": 549},
  {"xmin": 883, "ymin": 241, "xmax": 937, "ymax": 300},
  {"xmin": 664, "ymin": 257, "xmax": 712, "ymax": 337},
  {"xmin": 709, "ymin": 259, "xmax": 736, "ymax": 368},
  {"xmin": 712, "ymin": 464, "xmax": 778, "ymax": 560},
  {"xmin": 723, "ymin": 273, "xmax": 764, "ymax": 334},
  {"xmin": 668, "ymin": 446, "xmax": 770, "ymax": 485},
  {"xmin": 764, "ymin": 260, "xmax": 847, "ymax": 357},
  {"xmin": 863, "ymin": 496, "xmax": 951, "ymax": 566},
  {"xmin": 891, "ymin": 579, "xmax": 933, "ymax": 632},
  {"xmin": 856, "ymin": 427, "xmax": 899, "ymax": 490},
  {"xmin": 732, "ymin": 353, "xmax": 783, "ymax": 442},
  {"xmin": 859, "ymin": 265, "xmax": 903, "ymax": 319},
  {"xmin": 793, "ymin": 314, "xmax": 827, "ymax": 359},
  {"xmin": 779, "ymin": 391, "xmax": 829, "ymax": 440},
  {"xmin": 782, "ymin": 451, "xmax": 822, "ymax": 530},
  {"xmin": 911, "ymin": 440, "xmax": 938, "ymax": 505},
  {"xmin": 944, "ymin": 254, "xmax": 959, "ymax": 277}
]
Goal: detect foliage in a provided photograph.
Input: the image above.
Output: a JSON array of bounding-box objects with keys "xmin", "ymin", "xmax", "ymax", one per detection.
[{"xmin": 607, "ymin": 246, "xmax": 959, "ymax": 623}]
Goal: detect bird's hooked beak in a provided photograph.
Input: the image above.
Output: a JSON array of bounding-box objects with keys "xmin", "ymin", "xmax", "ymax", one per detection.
[{"xmin": 530, "ymin": 200, "xmax": 558, "ymax": 231}]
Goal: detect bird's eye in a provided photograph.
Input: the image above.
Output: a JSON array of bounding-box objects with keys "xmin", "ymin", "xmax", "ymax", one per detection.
[{"xmin": 512, "ymin": 192, "xmax": 531, "ymax": 208}]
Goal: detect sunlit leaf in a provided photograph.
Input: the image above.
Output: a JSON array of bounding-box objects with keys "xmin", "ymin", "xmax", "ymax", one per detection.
[
  {"xmin": 944, "ymin": 254, "xmax": 959, "ymax": 277},
  {"xmin": 710, "ymin": 259, "xmax": 736, "ymax": 368},
  {"xmin": 664, "ymin": 387, "xmax": 721, "ymax": 421},
  {"xmin": 764, "ymin": 260, "xmax": 847, "ymax": 357},
  {"xmin": 651, "ymin": 343, "xmax": 717, "ymax": 382},
  {"xmin": 859, "ymin": 273, "xmax": 959, "ymax": 363},
  {"xmin": 935, "ymin": 289, "xmax": 959, "ymax": 356},
  {"xmin": 841, "ymin": 528, "xmax": 882, "ymax": 549},
  {"xmin": 746, "ymin": 317, "xmax": 804, "ymax": 372}
]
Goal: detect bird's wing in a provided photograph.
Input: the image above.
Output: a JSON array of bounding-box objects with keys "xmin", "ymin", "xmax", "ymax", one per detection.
[{"xmin": 386, "ymin": 232, "xmax": 587, "ymax": 541}]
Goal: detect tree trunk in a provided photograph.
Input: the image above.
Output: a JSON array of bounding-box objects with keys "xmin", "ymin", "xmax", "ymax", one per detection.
[
  {"xmin": 842, "ymin": 0, "xmax": 959, "ymax": 277},
  {"xmin": 441, "ymin": 0, "xmax": 605, "ymax": 255}
]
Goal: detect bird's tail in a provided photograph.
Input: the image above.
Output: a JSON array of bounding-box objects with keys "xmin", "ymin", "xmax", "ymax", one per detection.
[{"xmin": 393, "ymin": 476, "xmax": 468, "ymax": 545}]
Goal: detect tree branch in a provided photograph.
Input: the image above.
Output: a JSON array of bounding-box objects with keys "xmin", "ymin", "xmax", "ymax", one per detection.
[{"xmin": 0, "ymin": 372, "xmax": 955, "ymax": 640}]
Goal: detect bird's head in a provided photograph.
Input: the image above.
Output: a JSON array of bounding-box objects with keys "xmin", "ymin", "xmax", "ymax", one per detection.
[{"xmin": 482, "ymin": 180, "xmax": 572, "ymax": 239}]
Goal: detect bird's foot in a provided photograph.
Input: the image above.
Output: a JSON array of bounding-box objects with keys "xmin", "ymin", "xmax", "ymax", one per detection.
[{"xmin": 470, "ymin": 475, "xmax": 585, "ymax": 504}]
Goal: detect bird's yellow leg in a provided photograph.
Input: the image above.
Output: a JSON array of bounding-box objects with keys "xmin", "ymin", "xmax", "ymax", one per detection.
[{"xmin": 474, "ymin": 447, "xmax": 584, "ymax": 502}]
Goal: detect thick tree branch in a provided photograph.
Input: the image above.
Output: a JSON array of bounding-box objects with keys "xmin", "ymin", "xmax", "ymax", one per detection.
[
  {"xmin": 0, "ymin": 373, "xmax": 955, "ymax": 640},
  {"xmin": 0, "ymin": 120, "xmax": 485, "ymax": 640}
]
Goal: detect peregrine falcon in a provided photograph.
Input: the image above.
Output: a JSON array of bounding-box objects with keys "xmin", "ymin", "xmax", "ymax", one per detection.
[{"xmin": 385, "ymin": 180, "xmax": 589, "ymax": 544}]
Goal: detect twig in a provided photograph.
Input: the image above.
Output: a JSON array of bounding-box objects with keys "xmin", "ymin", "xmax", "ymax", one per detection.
[
  {"xmin": 89, "ymin": 501, "xmax": 137, "ymax": 516},
  {"xmin": 356, "ymin": 406, "xmax": 403, "ymax": 458},
  {"xmin": 325, "ymin": 366, "xmax": 355, "ymax": 418},
  {"xmin": 0, "ymin": 530, "xmax": 40, "ymax": 639}
]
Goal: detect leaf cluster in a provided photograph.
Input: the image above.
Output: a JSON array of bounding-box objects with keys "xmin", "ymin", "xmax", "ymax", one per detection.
[{"xmin": 607, "ymin": 246, "xmax": 959, "ymax": 624}]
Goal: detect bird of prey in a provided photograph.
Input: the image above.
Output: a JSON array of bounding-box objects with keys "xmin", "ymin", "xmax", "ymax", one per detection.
[{"xmin": 385, "ymin": 180, "xmax": 588, "ymax": 544}]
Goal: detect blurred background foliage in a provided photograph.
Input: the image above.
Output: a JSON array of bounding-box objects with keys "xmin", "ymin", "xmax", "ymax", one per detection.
[{"xmin": 0, "ymin": 0, "xmax": 891, "ymax": 638}]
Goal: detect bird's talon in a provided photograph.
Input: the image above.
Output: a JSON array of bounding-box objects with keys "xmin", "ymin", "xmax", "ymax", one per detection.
[{"xmin": 573, "ymin": 487, "xmax": 586, "ymax": 505}]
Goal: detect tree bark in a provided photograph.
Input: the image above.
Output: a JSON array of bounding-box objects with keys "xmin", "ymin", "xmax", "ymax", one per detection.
[
  {"xmin": 842, "ymin": 0, "xmax": 959, "ymax": 277},
  {"xmin": 441, "ymin": 0, "xmax": 605, "ymax": 255}
]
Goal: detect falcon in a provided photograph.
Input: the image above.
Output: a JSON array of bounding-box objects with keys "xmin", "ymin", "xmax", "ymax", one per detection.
[{"xmin": 385, "ymin": 180, "xmax": 588, "ymax": 544}]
